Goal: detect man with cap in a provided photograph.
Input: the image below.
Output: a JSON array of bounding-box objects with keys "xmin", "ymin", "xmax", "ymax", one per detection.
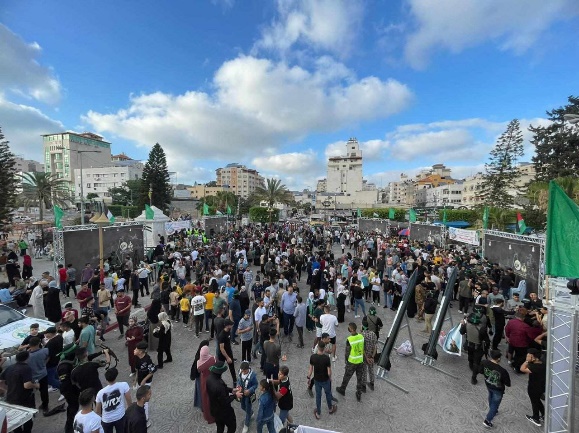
[
  {"xmin": 237, "ymin": 361, "xmax": 258, "ymax": 433},
  {"xmin": 479, "ymin": 349, "xmax": 511, "ymax": 428},
  {"xmin": 0, "ymin": 350, "xmax": 40, "ymax": 433},
  {"xmin": 520, "ymin": 347, "xmax": 546, "ymax": 426},
  {"xmin": 206, "ymin": 361, "xmax": 242, "ymax": 433},
  {"xmin": 114, "ymin": 286, "xmax": 132, "ymax": 339},
  {"xmin": 218, "ymin": 319, "xmax": 237, "ymax": 386},
  {"xmin": 237, "ymin": 309, "xmax": 254, "ymax": 363}
]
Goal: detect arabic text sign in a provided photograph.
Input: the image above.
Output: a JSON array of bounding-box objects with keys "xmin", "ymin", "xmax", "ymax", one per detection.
[
  {"xmin": 448, "ymin": 227, "xmax": 479, "ymax": 245},
  {"xmin": 165, "ymin": 220, "xmax": 191, "ymax": 235}
]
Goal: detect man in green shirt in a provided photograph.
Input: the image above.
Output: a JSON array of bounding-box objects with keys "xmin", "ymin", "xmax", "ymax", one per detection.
[
  {"xmin": 18, "ymin": 239, "xmax": 28, "ymax": 256},
  {"xmin": 78, "ymin": 316, "xmax": 96, "ymax": 355}
]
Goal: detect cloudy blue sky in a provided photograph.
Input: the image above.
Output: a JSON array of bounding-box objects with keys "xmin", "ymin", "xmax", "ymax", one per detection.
[{"xmin": 1, "ymin": 0, "xmax": 578, "ymax": 190}]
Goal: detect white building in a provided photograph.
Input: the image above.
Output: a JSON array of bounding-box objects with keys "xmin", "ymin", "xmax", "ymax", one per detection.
[
  {"xmin": 426, "ymin": 181, "xmax": 464, "ymax": 208},
  {"xmin": 316, "ymin": 179, "xmax": 327, "ymax": 193},
  {"xmin": 15, "ymin": 157, "xmax": 44, "ymax": 173},
  {"xmin": 326, "ymin": 138, "xmax": 364, "ymax": 194},
  {"xmin": 74, "ymin": 160, "xmax": 144, "ymax": 204},
  {"xmin": 385, "ymin": 173, "xmax": 410, "ymax": 204},
  {"xmin": 462, "ymin": 173, "xmax": 485, "ymax": 208},
  {"xmin": 43, "ymin": 131, "xmax": 112, "ymax": 196}
]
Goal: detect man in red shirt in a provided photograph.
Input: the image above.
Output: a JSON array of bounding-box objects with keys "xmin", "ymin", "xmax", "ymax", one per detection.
[
  {"xmin": 76, "ymin": 284, "xmax": 93, "ymax": 309},
  {"xmin": 58, "ymin": 264, "xmax": 68, "ymax": 297},
  {"xmin": 114, "ymin": 288, "xmax": 132, "ymax": 339},
  {"xmin": 505, "ymin": 311, "xmax": 541, "ymax": 371}
]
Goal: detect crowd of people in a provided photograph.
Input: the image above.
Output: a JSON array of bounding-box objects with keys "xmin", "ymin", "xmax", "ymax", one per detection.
[{"xmin": 0, "ymin": 221, "xmax": 549, "ymax": 432}]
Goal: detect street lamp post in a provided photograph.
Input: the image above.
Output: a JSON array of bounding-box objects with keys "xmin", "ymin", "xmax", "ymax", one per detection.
[
  {"xmin": 78, "ymin": 150, "xmax": 102, "ymax": 225},
  {"xmin": 95, "ymin": 213, "xmax": 111, "ymax": 282}
]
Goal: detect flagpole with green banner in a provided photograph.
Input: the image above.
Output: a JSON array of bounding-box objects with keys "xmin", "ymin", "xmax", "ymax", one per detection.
[
  {"xmin": 203, "ymin": 203, "xmax": 210, "ymax": 216},
  {"xmin": 103, "ymin": 203, "xmax": 115, "ymax": 223},
  {"xmin": 409, "ymin": 208, "xmax": 417, "ymax": 223},
  {"xmin": 356, "ymin": 208, "xmax": 361, "ymax": 218},
  {"xmin": 442, "ymin": 208, "xmax": 447, "ymax": 224},
  {"xmin": 546, "ymin": 180, "xmax": 579, "ymax": 278},
  {"xmin": 516, "ymin": 212, "xmax": 526, "ymax": 235},
  {"xmin": 389, "ymin": 208, "xmax": 395, "ymax": 220},
  {"xmin": 227, "ymin": 205, "xmax": 232, "ymax": 215},
  {"xmin": 145, "ymin": 204, "xmax": 154, "ymax": 220},
  {"xmin": 53, "ymin": 205, "xmax": 64, "ymax": 229},
  {"xmin": 482, "ymin": 206, "xmax": 489, "ymax": 230}
]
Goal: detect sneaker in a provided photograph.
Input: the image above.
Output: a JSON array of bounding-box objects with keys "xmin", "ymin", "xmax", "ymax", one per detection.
[
  {"xmin": 329, "ymin": 404, "xmax": 337, "ymax": 414},
  {"xmin": 525, "ymin": 415, "xmax": 541, "ymax": 426},
  {"xmin": 368, "ymin": 383, "xmax": 374, "ymax": 391},
  {"xmin": 539, "ymin": 416, "xmax": 544, "ymax": 423},
  {"xmin": 471, "ymin": 377, "xmax": 478, "ymax": 385},
  {"xmin": 335, "ymin": 387, "xmax": 345, "ymax": 396},
  {"xmin": 146, "ymin": 420, "xmax": 152, "ymax": 428},
  {"xmin": 129, "ymin": 372, "xmax": 135, "ymax": 377},
  {"xmin": 242, "ymin": 426, "xmax": 249, "ymax": 433},
  {"xmin": 458, "ymin": 310, "xmax": 463, "ymax": 313},
  {"xmin": 117, "ymin": 334, "xmax": 124, "ymax": 340},
  {"xmin": 48, "ymin": 386, "xmax": 58, "ymax": 393},
  {"xmin": 354, "ymin": 315, "xmax": 360, "ymax": 318},
  {"xmin": 332, "ymin": 356, "xmax": 337, "ymax": 362},
  {"xmin": 205, "ymin": 329, "xmax": 210, "ymax": 333},
  {"xmin": 483, "ymin": 419, "xmax": 493, "ymax": 428},
  {"xmin": 314, "ymin": 409, "xmax": 320, "ymax": 420}
]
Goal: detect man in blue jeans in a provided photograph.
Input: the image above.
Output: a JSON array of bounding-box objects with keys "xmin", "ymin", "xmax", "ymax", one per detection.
[
  {"xmin": 479, "ymin": 349, "xmax": 511, "ymax": 428},
  {"xmin": 308, "ymin": 341, "xmax": 337, "ymax": 419},
  {"xmin": 281, "ymin": 286, "xmax": 297, "ymax": 339}
]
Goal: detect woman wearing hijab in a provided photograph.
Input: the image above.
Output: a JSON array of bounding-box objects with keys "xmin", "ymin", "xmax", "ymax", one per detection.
[
  {"xmin": 22, "ymin": 253, "xmax": 33, "ymax": 280},
  {"xmin": 306, "ymin": 292, "xmax": 316, "ymax": 332},
  {"xmin": 155, "ymin": 311, "xmax": 172, "ymax": 368},
  {"xmin": 196, "ymin": 342, "xmax": 216, "ymax": 423},
  {"xmin": 192, "ymin": 340, "xmax": 209, "ymax": 408},
  {"xmin": 125, "ymin": 316, "xmax": 144, "ymax": 377},
  {"xmin": 147, "ymin": 298, "xmax": 162, "ymax": 351},
  {"xmin": 44, "ymin": 281, "xmax": 62, "ymax": 323}
]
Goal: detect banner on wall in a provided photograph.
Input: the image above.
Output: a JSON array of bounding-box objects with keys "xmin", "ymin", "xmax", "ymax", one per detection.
[
  {"xmin": 448, "ymin": 227, "xmax": 479, "ymax": 245},
  {"xmin": 165, "ymin": 220, "xmax": 191, "ymax": 235}
]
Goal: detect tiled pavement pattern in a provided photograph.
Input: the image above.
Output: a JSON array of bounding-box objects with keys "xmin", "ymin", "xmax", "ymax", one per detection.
[{"xmin": 12, "ymin": 247, "xmax": 578, "ymax": 433}]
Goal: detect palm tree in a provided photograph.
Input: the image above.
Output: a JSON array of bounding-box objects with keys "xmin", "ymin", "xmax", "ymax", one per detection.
[
  {"xmin": 19, "ymin": 172, "xmax": 71, "ymax": 222},
  {"xmin": 254, "ymin": 178, "xmax": 293, "ymax": 222},
  {"xmin": 488, "ymin": 207, "xmax": 513, "ymax": 231}
]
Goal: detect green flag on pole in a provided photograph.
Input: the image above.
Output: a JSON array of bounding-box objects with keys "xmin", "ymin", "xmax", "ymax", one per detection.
[
  {"xmin": 482, "ymin": 206, "xmax": 489, "ymax": 230},
  {"xmin": 388, "ymin": 208, "xmax": 395, "ymax": 219},
  {"xmin": 546, "ymin": 180, "xmax": 579, "ymax": 277},
  {"xmin": 516, "ymin": 212, "xmax": 527, "ymax": 235},
  {"xmin": 227, "ymin": 205, "xmax": 232, "ymax": 215},
  {"xmin": 442, "ymin": 208, "xmax": 447, "ymax": 224},
  {"xmin": 409, "ymin": 208, "xmax": 417, "ymax": 222},
  {"xmin": 103, "ymin": 203, "xmax": 115, "ymax": 223},
  {"xmin": 145, "ymin": 204, "xmax": 154, "ymax": 220},
  {"xmin": 53, "ymin": 205, "xmax": 64, "ymax": 229},
  {"xmin": 356, "ymin": 208, "xmax": 361, "ymax": 218},
  {"xmin": 203, "ymin": 203, "xmax": 210, "ymax": 215}
]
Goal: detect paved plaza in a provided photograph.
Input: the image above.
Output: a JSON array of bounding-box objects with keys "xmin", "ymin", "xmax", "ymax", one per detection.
[{"xmin": 5, "ymin": 249, "xmax": 577, "ymax": 433}]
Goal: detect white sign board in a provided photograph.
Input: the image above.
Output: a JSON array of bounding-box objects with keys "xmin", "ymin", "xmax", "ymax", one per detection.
[
  {"xmin": 164, "ymin": 220, "xmax": 191, "ymax": 235},
  {"xmin": 448, "ymin": 227, "xmax": 479, "ymax": 245}
]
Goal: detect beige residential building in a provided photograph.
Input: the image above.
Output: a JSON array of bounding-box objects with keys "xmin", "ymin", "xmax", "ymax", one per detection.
[
  {"xmin": 215, "ymin": 163, "xmax": 265, "ymax": 198},
  {"xmin": 326, "ymin": 138, "xmax": 364, "ymax": 194},
  {"xmin": 461, "ymin": 173, "xmax": 485, "ymax": 208},
  {"xmin": 316, "ymin": 179, "xmax": 327, "ymax": 193},
  {"xmin": 187, "ymin": 184, "xmax": 231, "ymax": 199}
]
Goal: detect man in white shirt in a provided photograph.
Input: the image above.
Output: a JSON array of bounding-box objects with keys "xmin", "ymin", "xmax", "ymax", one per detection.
[
  {"xmin": 95, "ymin": 367, "xmax": 131, "ymax": 432},
  {"xmin": 319, "ymin": 305, "xmax": 338, "ymax": 361},
  {"xmin": 61, "ymin": 321, "xmax": 75, "ymax": 346},
  {"xmin": 191, "ymin": 291, "xmax": 206, "ymax": 337},
  {"xmin": 370, "ymin": 274, "xmax": 381, "ymax": 305}
]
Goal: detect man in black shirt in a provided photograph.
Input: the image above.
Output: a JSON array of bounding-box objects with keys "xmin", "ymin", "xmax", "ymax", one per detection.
[
  {"xmin": 71, "ymin": 347, "xmax": 110, "ymax": 393},
  {"xmin": 125, "ymin": 385, "xmax": 151, "ymax": 433},
  {"xmin": 308, "ymin": 341, "xmax": 336, "ymax": 419},
  {"xmin": 43, "ymin": 327, "xmax": 63, "ymax": 393},
  {"xmin": 0, "ymin": 351, "xmax": 40, "ymax": 433},
  {"xmin": 218, "ymin": 319, "xmax": 237, "ymax": 386},
  {"xmin": 134, "ymin": 341, "xmax": 156, "ymax": 427},
  {"xmin": 263, "ymin": 328, "xmax": 281, "ymax": 381},
  {"xmin": 520, "ymin": 348, "xmax": 546, "ymax": 426},
  {"xmin": 479, "ymin": 350, "xmax": 511, "ymax": 428}
]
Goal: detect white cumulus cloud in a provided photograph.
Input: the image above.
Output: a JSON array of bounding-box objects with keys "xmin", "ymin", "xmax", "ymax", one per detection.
[
  {"xmin": 0, "ymin": 24, "xmax": 61, "ymax": 104},
  {"xmin": 254, "ymin": 0, "xmax": 365, "ymax": 57},
  {"xmin": 85, "ymin": 55, "xmax": 413, "ymax": 176},
  {"xmin": 404, "ymin": 0, "xmax": 579, "ymax": 69}
]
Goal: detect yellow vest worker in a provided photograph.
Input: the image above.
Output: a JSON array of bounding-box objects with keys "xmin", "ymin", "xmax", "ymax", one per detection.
[{"xmin": 347, "ymin": 333, "xmax": 365, "ymax": 364}]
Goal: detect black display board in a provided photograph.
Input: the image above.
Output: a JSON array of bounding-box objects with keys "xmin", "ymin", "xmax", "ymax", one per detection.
[
  {"xmin": 62, "ymin": 225, "xmax": 144, "ymax": 283},
  {"xmin": 358, "ymin": 218, "xmax": 389, "ymax": 234},
  {"xmin": 484, "ymin": 233, "xmax": 541, "ymax": 294},
  {"xmin": 203, "ymin": 216, "xmax": 228, "ymax": 238},
  {"xmin": 409, "ymin": 223, "xmax": 444, "ymax": 246}
]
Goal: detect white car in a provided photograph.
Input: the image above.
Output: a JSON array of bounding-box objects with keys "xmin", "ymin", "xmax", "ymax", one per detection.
[{"xmin": 0, "ymin": 305, "xmax": 54, "ymax": 365}]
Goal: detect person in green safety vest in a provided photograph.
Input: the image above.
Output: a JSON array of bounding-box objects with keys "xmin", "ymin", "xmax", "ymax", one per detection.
[{"xmin": 335, "ymin": 322, "xmax": 365, "ymax": 401}]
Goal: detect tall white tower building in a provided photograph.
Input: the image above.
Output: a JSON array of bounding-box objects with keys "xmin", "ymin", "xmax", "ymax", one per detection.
[{"xmin": 326, "ymin": 138, "xmax": 363, "ymax": 194}]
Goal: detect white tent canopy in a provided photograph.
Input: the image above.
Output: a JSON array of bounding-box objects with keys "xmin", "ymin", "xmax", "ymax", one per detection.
[{"xmin": 134, "ymin": 205, "xmax": 170, "ymax": 249}]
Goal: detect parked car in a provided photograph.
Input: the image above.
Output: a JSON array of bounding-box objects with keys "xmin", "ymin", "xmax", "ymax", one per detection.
[
  {"xmin": 0, "ymin": 406, "xmax": 6, "ymax": 433},
  {"xmin": 0, "ymin": 305, "xmax": 54, "ymax": 366}
]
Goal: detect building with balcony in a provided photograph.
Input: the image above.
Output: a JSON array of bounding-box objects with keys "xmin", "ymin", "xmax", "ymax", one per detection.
[
  {"xmin": 73, "ymin": 160, "xmax": 143, "ymax": 204},
  {"xmin": 215, "ymin": 163, "xmax": 265, "ymax": 199}
]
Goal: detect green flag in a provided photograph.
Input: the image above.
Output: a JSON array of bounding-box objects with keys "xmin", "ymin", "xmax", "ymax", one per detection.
[
  {"xmin": 203, "ymin": 203, "xmax": 210, "ymax": 215},
  {"xmin": 388, "ymin": 208, "xmax": 395, "ymax": 219},
  {"xmin": 145, "ymin": 204, "xmax": 154, "ymax": 220},
  {"xmin": 227, "ymin": 205, "xmax": 232, "ymax": 215},
  {"xmin": 546, "ymin": 180, "xmax": 579, "ymax": 277},
  {"xmin": 409, "ymin": 208, "xmax": 417, "ymax": 222},
  {"xmin": 482, "ymin": 206, "xmax": 489, "ymax": 230},
  {"xmin": 356, "ymin": 208, "xmax": 361, "ymax": 218},
  {"xmin": 103, "ymin": 204, "xmax": 115, "ymax": 223},
  {"xmin": 53, "ymin": 205, "xmax": 64, "ymax": 229},
  {"xmin": 516, "ymin": 212, "xmax": 527, "ymax": 235},
  {"xmin": 442, "ymin": 208, "xmax": 447, "ymax": 224}
]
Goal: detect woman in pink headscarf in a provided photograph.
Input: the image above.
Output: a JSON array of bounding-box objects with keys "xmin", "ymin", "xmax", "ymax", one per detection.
[{"xmin": 195, "ymin": 342, "xmax": 216, "ymax": 424}]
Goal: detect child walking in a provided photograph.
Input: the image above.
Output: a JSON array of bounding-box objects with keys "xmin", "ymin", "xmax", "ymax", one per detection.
[{"xmin": 256, "ymin": 379, "xmax": 277, "ymax": 433}]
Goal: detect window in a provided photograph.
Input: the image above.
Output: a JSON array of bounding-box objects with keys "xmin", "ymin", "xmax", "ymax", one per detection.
[{"xmin": 86, "ymin": 183, "xmax": 91, "ymax": 188}]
